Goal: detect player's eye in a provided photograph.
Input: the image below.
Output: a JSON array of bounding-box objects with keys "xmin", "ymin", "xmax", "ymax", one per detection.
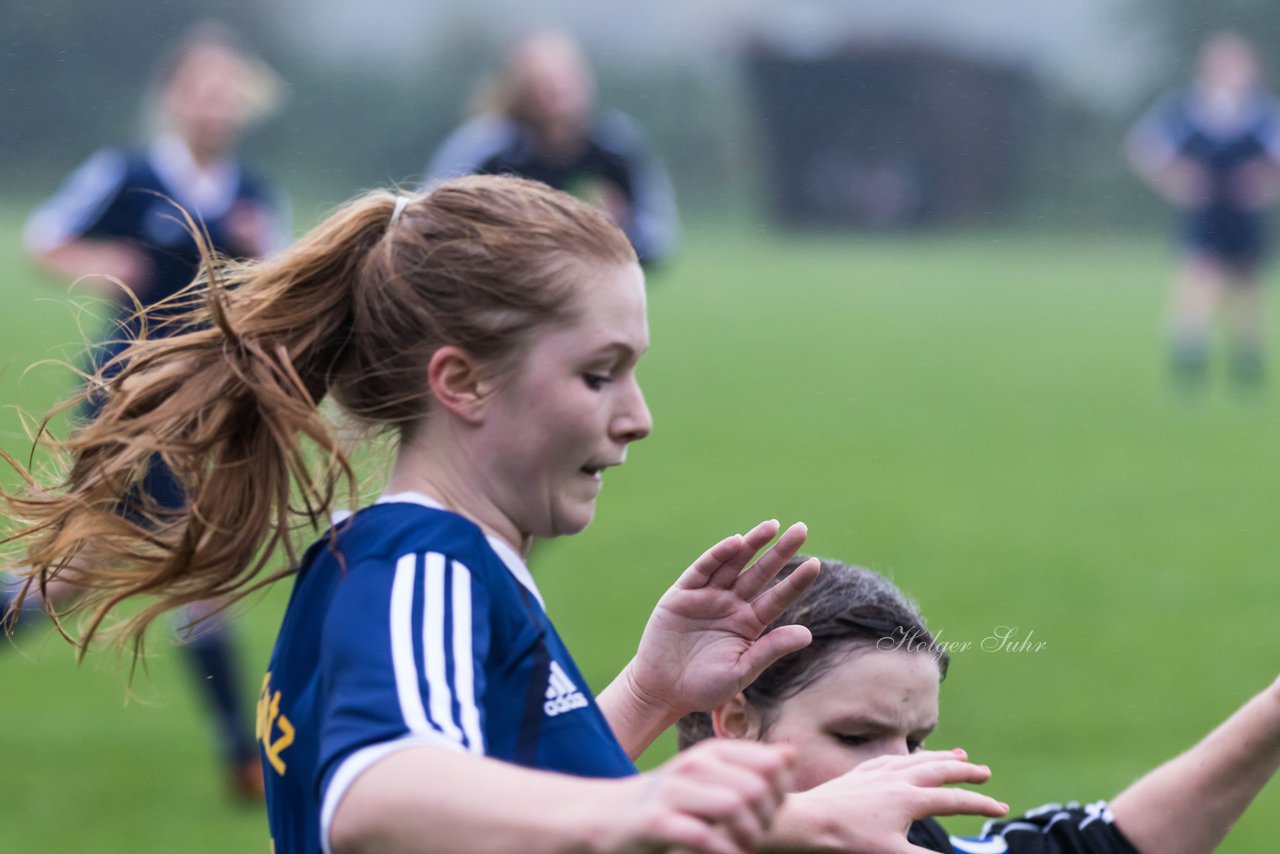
[
  {"xmin": 833, "ymin": 733, "xmax": 870, "ymax": 748},
  {"xmin": 907, "ymin": 739, "xmax": 924, "ymax": 753},
  {"xmin": 583, "ymin": 373, "xmax": 612, "ymax": 391}
]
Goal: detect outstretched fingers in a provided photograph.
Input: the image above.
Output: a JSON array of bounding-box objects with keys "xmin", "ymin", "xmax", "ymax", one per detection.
[
  {"xmin": 744, "ymin": 553, "xmax": 820, "ymax": 626},
  {"xmin": 677, "ymin": 520, "xmax": 782, "ymax": 592},
  {"xmin": 860, "ymin": 748, "xmax": 971, "ymax": 773},
  {"xmin": 731, "ymin": 522, "xmax": 811, "ymax": 601},
  {"xmin": 735, "ymin": 623, "xmax": 814, "ymax": 688},
  {"xmin": 905, "ymin": 755, "xmax": 994, "ymax": 789},
  {"xmin": 706, "ymin": 520, "xmax": 785, "ymax": 589},
  {"xmin": 676, "ymin": 533, "xmax": 748, "ymax": 591},
  {"xmin": 891, "ymin": 750, "xmax": 1008, "ymax": 821},
  {"xmin": 914, "ymin": 784, "xmax": 1009, "ymax": 820}
]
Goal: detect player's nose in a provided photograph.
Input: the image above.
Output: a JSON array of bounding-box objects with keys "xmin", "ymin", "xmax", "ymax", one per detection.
[{"xmin": 612, "ymin": 376, "xmax": 652, "ymax": 444}]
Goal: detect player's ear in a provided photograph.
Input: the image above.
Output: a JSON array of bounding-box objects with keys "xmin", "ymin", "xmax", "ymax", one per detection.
[
  {"xmin": 427, "ymin": 345, "xmax": 490, "ymax": 424},
  {"xmin": 712, "ymin": 693, "xmax": 762, "ymax": 741}
]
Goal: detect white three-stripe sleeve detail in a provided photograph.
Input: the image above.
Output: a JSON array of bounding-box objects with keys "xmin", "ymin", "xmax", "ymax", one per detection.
[
  {"xmin": 559, "ymin": 664, "xmax": 576, "ymax": 694},
  {"xmin": 423, "ymin": 553, "xmax": 464, "ymax": 743},
  {"xmin": 549, "ymin": 661, "xmax": 574, "ymax": 696},
  {"xmin": 24, "ymin": 150, "xmax": 128, "ymax": 253},
  {"xmin": 451, "ymin": 560, "xmax": 484, "ymax": 753},
  {"xmin": 390, "ymin": 553, "xmax": 431, "ymax": 734}
]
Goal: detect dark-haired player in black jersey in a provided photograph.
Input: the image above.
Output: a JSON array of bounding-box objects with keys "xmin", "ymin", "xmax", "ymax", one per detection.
[
  {"xmin": 12, "ymin": 21, "xmax": 287, "ymax": 801},
  {"xmin": 1129, "ymin": 32, "xmax": 1280, "ymax": 391},
  {"xmin": 423, "ymin": 29, "xmax": 678, "ymax": 268},
  {"xmin": 681, "ymin": 556, "xmax": 1280, "ymax": 853}
]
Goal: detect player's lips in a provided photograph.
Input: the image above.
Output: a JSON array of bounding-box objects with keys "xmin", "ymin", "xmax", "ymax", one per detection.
[{"xmin": 579, "ymin": 459, "xmax": 623, "ymax": 478}]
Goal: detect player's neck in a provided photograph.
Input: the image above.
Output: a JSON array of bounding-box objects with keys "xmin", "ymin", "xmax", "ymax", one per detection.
[
  {"xmin": 177, "ymin": 134, "xmax": 233, "ymax": 171},
  {"xmin": 386, "ymin": 433, "xmax": 531, "ymax": 557}
]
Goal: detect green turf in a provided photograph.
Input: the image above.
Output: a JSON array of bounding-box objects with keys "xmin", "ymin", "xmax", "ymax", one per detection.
[{"xmin": 3, "ymin": 207, "xmax": 1278, "ymax": 851}]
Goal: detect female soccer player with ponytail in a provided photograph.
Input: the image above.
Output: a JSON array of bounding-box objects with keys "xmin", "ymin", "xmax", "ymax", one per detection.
[{"xmin": 3, "ymin": 175, "xmax": 1005, "ymax": 853}]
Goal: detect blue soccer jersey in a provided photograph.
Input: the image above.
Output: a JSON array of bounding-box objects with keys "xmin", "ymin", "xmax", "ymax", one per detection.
[
  {"xmin": 259, "ymin": 492, "xmax": 636, "ymax": 854},
  {"xmin": 25, "ymin": 136, "xmax": 287, "ymax": 511},
  {"xmin": 1129, "ymin": 90, "xmax": 1280, "ymax": 266},
  {"xmin": 24, "ymin": 135, "xmax": 287, "ymax": 370}
]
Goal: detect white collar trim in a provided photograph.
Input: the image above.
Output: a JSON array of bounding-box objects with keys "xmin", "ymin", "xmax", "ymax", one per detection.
[
  {"xmin": 148, "ymin": 134, "xmax": 240, "ymax": 217},
  {"xmin": 376, "ymin": 491, "xmax": 544, "ymax": 609}
]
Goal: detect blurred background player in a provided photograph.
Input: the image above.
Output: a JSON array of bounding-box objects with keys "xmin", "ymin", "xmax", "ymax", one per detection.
[
  {"xmin": 1128, "ymin": 31, "xmax": 1280, "ymax": 391},
  {"xmin": 423, "ymin": 28, "xmax": 678, "ymax": 268},
  {"xmin": 682, "ymin": 555, "xmax": 1280, "ymax": 853},
  {"xmin": 10, "ymin": 21, "xmax": 287, "ymax": 801}
]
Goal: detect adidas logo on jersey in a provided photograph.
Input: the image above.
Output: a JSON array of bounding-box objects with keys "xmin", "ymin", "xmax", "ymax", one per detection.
[{"xmin": 544, "ymin": 660, "xmax": 588, "ymax": 717}]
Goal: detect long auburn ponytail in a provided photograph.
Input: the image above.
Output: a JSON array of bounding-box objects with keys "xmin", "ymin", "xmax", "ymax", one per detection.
[{"xmin": 2, "ymin": 175, "xmax": 635, "ymax": 654}]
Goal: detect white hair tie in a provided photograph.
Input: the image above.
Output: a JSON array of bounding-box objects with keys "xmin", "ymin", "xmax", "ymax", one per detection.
[{"xmin": 389, "ymin": 196, "xmax": 409, "ymax": 227}]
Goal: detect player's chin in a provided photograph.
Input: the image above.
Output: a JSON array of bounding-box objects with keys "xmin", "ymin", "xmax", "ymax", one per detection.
[{"xmin": 546, "ymin": 498, "xmax": 599, "ymax": 539}]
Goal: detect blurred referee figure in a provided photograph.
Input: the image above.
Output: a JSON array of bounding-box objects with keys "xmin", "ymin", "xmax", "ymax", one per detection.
[
  {"xmin": 10, "ymin": 22, "xmax": 287, "ymax": 801},
  {"xmin": 1128, "ymin": 32, "xmax": 1280, "ymax": 392},
  {"xmin": 423, "ymin": 29, "xmax": 679, "ymax": 268}
]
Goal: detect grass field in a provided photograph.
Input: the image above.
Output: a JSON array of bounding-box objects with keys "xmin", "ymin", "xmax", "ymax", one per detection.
[{"xmin": 2, "ymin": 205, "xmax": 1279, "ymax": 852}]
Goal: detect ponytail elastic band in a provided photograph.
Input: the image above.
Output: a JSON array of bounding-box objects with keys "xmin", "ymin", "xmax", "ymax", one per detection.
[{"xmin": 389, "ymin": 196, "xmax": 409, "ymax": 228}]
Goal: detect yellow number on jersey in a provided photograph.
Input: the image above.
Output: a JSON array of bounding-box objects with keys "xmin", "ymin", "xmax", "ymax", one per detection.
[{"xmin": 256, "ymin": 672, "xmax": 296, "ymax": 776}]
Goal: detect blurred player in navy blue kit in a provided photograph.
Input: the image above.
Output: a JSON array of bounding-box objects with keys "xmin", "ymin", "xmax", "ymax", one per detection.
[
  {"xmin": 683, "ymin": 556, "xmax": 1280, "ymax": 853},
  {"xmin": 12, "ymin": 22, "xmax": 286, "ymax": 801},
  {"xmin": 3, "ymin": 176, "xmax": 1011, "ymax": 853},
  {"xmin": 1128, "ymin": 32, "xmax": 1280, "ymax": 391},
  {"xmin": 424, "ymin": 29, "xmax": 678, "ymax": 268}
]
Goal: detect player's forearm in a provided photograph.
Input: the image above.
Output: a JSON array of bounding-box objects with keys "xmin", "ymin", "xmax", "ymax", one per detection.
[
  {"xmin": 29, "ymin": 241, "xmax": 148, "ymax": 298},
  {"xmin": 329, "ymin": 747, "xmax": 616, "ymax": 854},
  {"xmin": 1110, "ymin": 676, "xmax": 1280, "ymax": 854},
  {"xmin": 597, "ymin": 661, "xmax": 681, "ymax": 759}
]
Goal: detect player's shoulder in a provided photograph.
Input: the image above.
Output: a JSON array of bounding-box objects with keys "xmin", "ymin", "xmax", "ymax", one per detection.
[
  {"xmin": 1151, "ymin": 88, "xmax": 1194, "ymax": 122},
  {"xmin": 76, "ymin": 145, "xmax": 130, "ymax": 171},
  {"xmin": 426, "ymin": 113, "xmax": 523, "ymax": 183},
  {"xmin": 448, "ymin": 112, "xmax": 519, "ymax": 146},
  {"xmin": 1249, "ymin": 92, "xmax": 1280, "ymax": 128},
  {"xmin": 23, "ymin": 147, "xmax": 142, "ymax": 252},
  {"xmin": 59, "ymin": 147, "xmax": 140, "ymax": 194},
  {"xmin": 336, "ymin": 497, "xmax": 498, "ymax": 572},
  {"xmin": 104, "ymin": 144, "xmax": 171, "ymax": 184}
]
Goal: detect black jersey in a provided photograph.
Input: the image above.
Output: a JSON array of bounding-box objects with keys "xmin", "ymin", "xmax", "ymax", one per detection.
[
  {"xmin": 907, "ymin": 801, "xmax": 1139, "ymax": 853},
  {"xmin": 424, "ymin": 112, "xmax": 677, "ymax": 266}
]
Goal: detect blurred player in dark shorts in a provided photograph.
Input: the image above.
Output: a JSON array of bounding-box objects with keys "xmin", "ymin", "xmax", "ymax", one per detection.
[
  {"xmin": 11, "ymin": 21, "xmax": 287, "ymax": 802},
  {"xmin": 1128, "ymin": 32, "xmax": 1280, "ymax": 391}
]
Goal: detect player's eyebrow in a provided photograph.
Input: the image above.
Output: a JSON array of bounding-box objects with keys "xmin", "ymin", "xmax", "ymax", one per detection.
[
  {"xmin": 589, "ymin": 341, "xmax": 647, "ymax": 362},
  {"xmin": 829, "ymin": 714, "xmax": 938, "ymax": 736},
  {"xmin": 828, "ymin": 714, "xmax": 895, "ymax": 732}
]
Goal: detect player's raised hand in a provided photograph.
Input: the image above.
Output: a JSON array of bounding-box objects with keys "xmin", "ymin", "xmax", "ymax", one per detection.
[
  {"xmin": 773, "ymin": 749, "xmax": 1009, "ymax": 854},
  {"xmin": 592, "ymin": 740, "xmax": 794, "ymax": 854},
  {"xmin": 631, "ymin": 521, "xmax": 821, "ymax": 715}
]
